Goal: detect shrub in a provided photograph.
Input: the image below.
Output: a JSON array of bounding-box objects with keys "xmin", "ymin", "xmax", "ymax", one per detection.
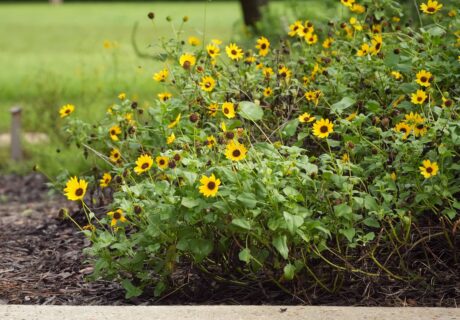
[{"xmin": 57, "ymin": 0, "xmax": 459, "ymax": 299}]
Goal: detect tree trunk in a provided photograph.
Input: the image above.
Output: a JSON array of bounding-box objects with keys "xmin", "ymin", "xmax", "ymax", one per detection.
[
  {"xmin": 239, "ymin": 0, "xmax": 269, "ymax": 27},
  {"xmin": 49, "ymin": 0, "xmax": 63, "ymax": 4}
]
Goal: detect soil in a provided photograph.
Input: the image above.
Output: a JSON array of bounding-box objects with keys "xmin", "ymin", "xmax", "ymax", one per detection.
[{"xmin": 0, "ymin": 174, "xmax": 458, "ymax": 306}]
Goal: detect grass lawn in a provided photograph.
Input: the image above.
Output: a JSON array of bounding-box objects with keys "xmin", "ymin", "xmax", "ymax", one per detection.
[{"xmin": 0, "ymin": 1, "xmax": 338, "ymax": 176}]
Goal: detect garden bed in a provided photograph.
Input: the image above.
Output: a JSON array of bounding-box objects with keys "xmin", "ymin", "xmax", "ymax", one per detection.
[{"xmin": 0, "ymin": 174, "xmax": 458, "ymax": 306}]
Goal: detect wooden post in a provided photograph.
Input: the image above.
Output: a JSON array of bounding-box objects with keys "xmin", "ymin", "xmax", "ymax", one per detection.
[{"xmin": 10, "ymin": 107, "xmax": 23, "ymax": 161}]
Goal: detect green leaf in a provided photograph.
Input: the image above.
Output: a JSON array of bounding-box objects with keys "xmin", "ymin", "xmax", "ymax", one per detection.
[
  {"xmin": 273, "ymin": 235, "xmax": 289, "ymax": 259},
  {"xmin": 232, "ymin": 218, "xmax": 252, "ymax": 230},
  {"xmin": 364, "ymin": 195, "xmax": 379, "ymax": 211},
  {"xmin": 331, "ymin": 97, "xmax": 355, "ymax": 115},
  {"xmin": 121, "ymin": 279, "xmax": 143, "ymax": 299},
  {"xmin": 283, "ymin": 119, "xmax": 299, "ymax": 137},
  {"xmin": 238, "ymin": 101, "xmax": 264, "ymax": 121},
  {"xmin": 283, "ymin": 263, "xmax": 296, "ymax": 280},
  {"xmin": 239, "ymin": 248, "xmax": 251, "ymax": 263},
  {"xmin": 181, "ymin": 197, "xmax": 200, "ymax": 208},
  {"xmin": 340, "ymin": 227, "xmax": 356, "ymax": 242},
  {"xmin": 363, "ymin": 217, "xmax": 380, "ymax": 228},
  {"xmin": 283, "ymin": 211, "xmax": 304, "ymax": 235},
  {"xmin": 189, "ymin": 239, "xmax": 214, "ymax": 262},
  {"xmin": 334, "ymin": 203, "xmax": 352, "ymax": 218},
  {"xmin": 237, "ymin": 192, "xmax": 258, "ymax": 209}
]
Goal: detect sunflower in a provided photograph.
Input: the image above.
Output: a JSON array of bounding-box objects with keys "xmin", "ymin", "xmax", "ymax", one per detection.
[
  {"xmin": 206, "ymin": 135, "xmax": 217, "ymax": 148},
  {"xmin": 404, "ymin": 112, "xmax": 424, "ymax": 127},
  {"xmin": 298, "ymin": 112, "xmax": 315, "ymax": 123},
  {"xmin": 288, "ymin": 21, "xmax": 303, "ymax": 37},
  {"xmin": 245, "ymin": 55, "xmax": 256, "ymax": 64},
  {"xmin": 419, "ymin": 160, "xmax": 439, "ymax": 178},
  {"xmin": 370, "ymin": 34, "xmax": 383, "ymax": 55},
  {"xmin": 262, "ymin": 67, "xmax": 274, "ymax": 78},
  {"xmin": 118, "ymin": 92, "xmax": 126, "ymax": 100},
  {"xmin": 411, "ymin": 90, "xmax": 428, "ymax": 104},
  {"xmin": 278, "ymin": 66, "xmax": 292, "ymax": 80},
  {"xmin": 342, "ymin": 153, "xmax": 350, "ymax": 163},
  {"xmin": 413, "ymin": 122, "xmax": 428, "ymax": 137},
  {"xmin": 110, "ymin": 148, "xmax": 121, "ymax": 163},
  {"xmin": 415, "ymin": 70, "xmax": 432, "ymax": 87},
  {"xmin": 153, "ymin": 69, "xmax": 168, "ymax": 82},
  {"xmin": 394, "ymin": 122, "xmax": 411, "ymax": 139},
  {"xmin": 305, "ymin": 33, "xmax": 318, "ymax": 45},
  {"xmin": 167, "ymin": 133, "xmax": 176, "ymax": 145},
  {"xmin": 100, "ymin": 173, "xmax": 112, "ymax": 188},
  {"xmin": 298, "ymin": 22, "xmax": 314, "ymax": 37},
  {"xmin": 351, "ymin": 3, "xmax": 366, "ymax": 13},
  {"xmin": 199, "ymin": 174, "xmax": 221, "ymax": 197},
  {"xmin": 312, "ymin": 118, "xmax": 334, "ymax": 139},
  {"xmin": 158, "ymin": 92, "xmax": 172, "ymax": 102},
  {"xmin": 199, "ymin": 76, "xmax": 216, "ymax": 92},
  {"xmin": 107, "ymin": 209, "xmax": 127, "ymax": 227},
  {"xmin": 442, "ymin": 97, "xmax": 453, "ymax": 108},
  {"xmin": 179, "ymin": 53, "xmax": 196, "ymax": 69},
  {"xmin": 391, "ymin": 71, "xmax": 402, "ymax": 80},
  {"xmin": 372, "ymin": 24, "xmax": 382, "ymax": 33},
  {"xmin": 188, "ymin": 36, "xmax": 200, "ymax": 46},
  {"xmin": 208, "ymin": 103, "xmax": 218, "ymax": 117},
  {"xmin": 63, "ymin": 176, "xmax": 88, "ymax": 201},
  {"xmin": 134, "ymin": 154, "xmax": 154, "ymax": 175},
  {"xmin": 206, "ymin": 44, "xmax": 220, "ymax": 58},
  {"xmin": 168, "ymin": 114, "xmax": 181, "ymax": 129},
  {"xmin": 156, "ymin": 156, "xmax": 169, "ymax": 170},
  {"xmin": 225, "ymin": 140, "xmax": 248, "ymax": 161},
  {"xmin": 222, "ymin": 102, "xmax": 236, "ymax": 119},
  {"xmin": 305, "ymin": 90, "xmax": 322, "ymax": 106},
  {"xmin": 109, "ymin": 125, "xmax": 121, "ymax": 141},
  {"xmin": 340, "ymin": 0, "xmax": 355, "ymax": 7},
  {"xmin": 263, "ymin": 87, "xmax": 273, "ymax": 97},
  {"xmin": 322, "ymin": 37, "xmax": 334, "ymax": 49},
  {"xmin": 356, "ymin": 43, "xmax": 371, "ymax": 56},
  {"xmin": 59, "ymin": 104, "xmax": 75, "ymax": 118},
  {"xmin": 420, "ymin": 0, "xmax": 443, "ymax": 14},
  {"xmin": 255, "ymin": 36, "xmax": 270, "ymax": 56},
  {"xmin": 226, "ymin": 43, "xmax": 243, "ymax": 61}
]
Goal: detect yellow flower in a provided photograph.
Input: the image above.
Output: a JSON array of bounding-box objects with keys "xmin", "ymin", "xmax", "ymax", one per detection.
[
  {"xmin": 206, "ymin": 135, "xmax": 217, "ymax": 148},
  {"xmin": 262, "ymin": 67, "xmax": 274, "ymax": 78},
  {"xmin": 390, "ymin": 172, "xmax": 397, "ymax": 181},
  {"xmin": 188, "ymin": 36, "xmax": 200, "ymax": 46},
  {"xmin": 346, "ymin": 112, "xmax": 357, "ymax": 121},
  {"xmin": 107, "ymin": 209, "xmax": 126, "ymax": 227},
  {"xmin": 391, "ymin": 71, "xmax": 402, "ymax": 80},
  {"xmin": 167, "ymin": 133, "xmax": 176, "ymax": 145},
  {"xmin": 411, "ymin": 90, "xmax": 428, "ymax": 104},
  {"xmin": 221, "ymin": 121, "xmax": 227, "ymax": 132},
  {"xmin": 312, "ymin": 118, "xmax": 334, "ymax": 139},
  {"xmin": 100, "ymin": 173, "xmax": 112, "ymax": 188},
  {"xmin": 255, "ymin": 36, "xmax": 270, "ymax": 56},
  {"xmin": 305, "ymin": 33, "xmax": 318, "ymax": 45},
  {"xmin": 298, "ymin": 21, "xmax": 314, "ymax": 37},
  {"xmin": 158, "ymin": 92, "xmax": 172, "ymax": 102},
  {"xmin": 199, "ymin": 174, "xmax": 221, "ymax": 197},
  {"xmin": 442, "ymin": 97, "xmax": 453, "ymax": 108},
  {"xmin": 419, "ymin": 160, "xmax": 439, "ymax": 178},
  {"xmin": 415, "ymin": 70, "xmax": 432, "ymax": 87},
  {"xmin": 263, "ymin": 87, "xmax": 273, "ymax": 97},
  {"xmin": 420, "ymin": 0, "xmax": 443, "ymax": 14},
  {"xmin": 372, "ymin": 24, "xmax": 382, "ymax": 34},
  {"xmin": 179, "ymin": 53, "xmax": 196, "ymax": 69},
  {"xmin": 278, "ymin": 66, "xmax": 292, "ymax": 80},
  {"xmin": 342, "ymin": 153, "xmax": 350, "ymax": 163},
  {"xmin": 59, "ymin": 104, "xmax": 75, "ymax": 118},
  {"xmin": 110, "ymin": 148, "xmax": 121, "ymax": 163},
  {"xmin": 245, "ymin": 55, "xmax": 256, "ymax": 64},
  {"xmin": 288, "ymin": 21, "xmax": 303, "ymax": 37},
  {"xmin": 413, "ymin": 122, "xmax": 428, "ymax": 137},
  {"xmin": 168, "ymin": 114, "xmax": 181, "ymax": 129},
  {"xmin": 212, "ymin": 39, "xmax": 222, "ymax": 45},
  {"xmin": 350, "ymin": 17, "xmax": 363, "ymax": 31},
  {"xmin": 206, "ymin": 44, "xmax": 220, "ymax": 58},
  {"xmin": 103, "ymin": 40, "xmax": 112, "ymax": 49},
  {"xmin": 222, "ymin": 102, "xmax": 236, "ymax": 119},
  {"xmin": 357, "ymin": 43, "xmax": 371, "ymax": 56},
  {"xmin": 394, "ymin": 122, "xmax": 411, "ymax": 139},
  {"xmin": 370, "ymin": 34, "xmax": 383, "ymax": 55},
  {"xmin": 322, "ymin": 37, "xmax": 334, "ymax": 49},
  {"xmin": 199, "ymin": 76, "xmax": 216, "ymax": 92},
  {"xmin": 63, "ymin": 176, "xmax": 88, "ymax": 201},
  {"xmin": 226, "ymin": 43, "xmax": 243, "ymax": 61},
  {"xmin": 109, "ymin": 125, "xmax": 121, "ymax": 141},
  {"xmin": 305, "ymin": 90, "xmax": 322, "ymax": 106},
  {"xmin": 351, "ymin": 3, "xmax": 366, "ymax": 13},
  {"xmin": 340, "ymin": 0, "xmax": 355, "ymax": 8},
  {"xmin": 118, "ymin": 92, "xmax": 126, "ymax": 100},
  {"xmin": 153, "ymin": 69, "xmax": 168, "ymax": 82},
  {"xmin": 404, "ymin": 112, "xmax": 424, "ymax": 126},
  {"xmin": 156, "ymin": 156, "xmax": 169, "ymax": 170},
  {"xmin": 298, "ymin": 112, "xmax": 315, "ymax": 123},
  {"xmin": 225, "ymin": 140, "xmax": 248, "ymax": 161},
  {"xmin": 208, "ymin": 103, "xmax": 218, "ymax": 117},
  {"xmin": 134, "ymin": 154, "xmax": 154, "ymax": 175},
  {"xmin": 448, "ymin": 9, "xmax": 457, "ymax": 17}
]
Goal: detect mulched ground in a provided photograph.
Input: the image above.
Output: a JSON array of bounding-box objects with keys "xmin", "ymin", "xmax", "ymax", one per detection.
[{"xmin": 0, "ymin": 174, "xmax": 458, "ymax": 306}]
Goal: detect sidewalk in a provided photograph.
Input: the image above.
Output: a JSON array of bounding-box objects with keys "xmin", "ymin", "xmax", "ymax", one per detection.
[{"xmin": 1, "ymin": 305, "xmax": 459, "ymax": 320}]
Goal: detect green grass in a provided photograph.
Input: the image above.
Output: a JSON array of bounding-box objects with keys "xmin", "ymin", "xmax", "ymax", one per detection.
[{"xmin": 0, "ymin": 1, "xmax": 337, "ymax": 176}]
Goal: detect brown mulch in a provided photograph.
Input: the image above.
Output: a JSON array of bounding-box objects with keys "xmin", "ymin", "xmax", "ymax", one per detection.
[{"xmin": 0, "ymin": 174, "xmax": 458, "ymax": 306}]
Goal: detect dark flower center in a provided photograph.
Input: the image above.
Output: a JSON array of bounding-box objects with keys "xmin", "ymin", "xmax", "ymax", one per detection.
[
  {"xmin": 207, "ymin": 181, "xmax": 216, "ymax": 190},
  {"xmin": 281, "ymin": 72, "xmax": 287, "ymax": 77},
  {"xmin": 75, "ymin": 188, "xmax": 84, "ymax": 196},
  {"xmin": 427, "ymin": 6, "xmax": 435, "ymax": 12},
  {"xmin": 141, "ymin": 162, "xmax": 149, "ymax": 169},
  {"xmin": 65, "ymin": 109, "xmax": 71, "ymax": 114},
  {"xmin": 417, "ymin": 97, "xmax": 423, "ymax": 102},
  {"xmin": 183, "ymin": 61, "xmax": 191, "ymax": 69},
  {"xmin": 400, "ymin": 128, "xmax": 407, "ymax": 133},
  {"xmin": 420, "ymin": 76, "xmax": 428, "ymax": 82},
  {"xmin": 320, "ymin": 125, "xmax": 328, "ymax": 133},
  {"xmin": 114, "ymin": 153, "xmax": 119, "ymax": 158},
  {"xmin": 375, "ymin": 43, "xmax": 381, "ymax": 50},
  {"xmin": 159, "ymin": 159, "xmax": 165, "ymax": 165},
  {"xmin": 110, "ymin": 130, "xmax": 116, "ymax": 135},
  {"xmin": 231, "ymin": 50, "xmax": 237, "ymax": 55},
  {"xmin": 205, "ymin": 82, "xmax": 211, "ymax": 88},
  {"xmin": 210, "ymin": 50, "xmax": 214, "ymax": 54},
  {"xmin": 261, "ymin": 43, "xmax": 267, "ymax": 49},
  {"xmin": 223, "ymin": 108, "xmax": 229, "ymax": 114},
  {"xmin": 416, "ymin": 124, "xmax": 424, "ymax": 130},
  {"xmin": 232, "ymin": 149, "xmax": 241, "ymax": 157},
  {"xmin": 426, "ymin": 167, "xmax": 433, "ymax": 173},
  {"xmin": 113, "ymin": 211, "xmax": 121, "ymax": 219}
]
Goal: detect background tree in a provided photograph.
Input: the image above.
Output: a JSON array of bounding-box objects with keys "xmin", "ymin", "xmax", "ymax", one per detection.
[{"xmin": 239, "ymin": 0, "xmax": 269, "ymax": 27}]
